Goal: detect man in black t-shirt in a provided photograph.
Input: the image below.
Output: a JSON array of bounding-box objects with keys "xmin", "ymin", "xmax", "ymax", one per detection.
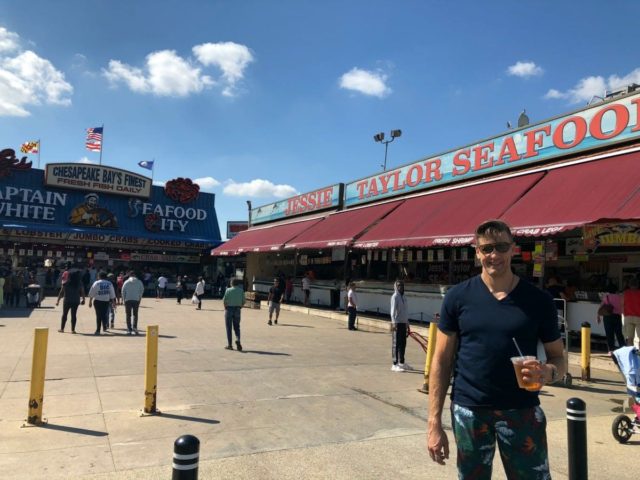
[
  {"xmin": 267, "ymin": 278, "xmax": 285, "ymax": 325},
  {"xmin": 427, "ymin": 220, "xmax": 566, "ymax": 479}
]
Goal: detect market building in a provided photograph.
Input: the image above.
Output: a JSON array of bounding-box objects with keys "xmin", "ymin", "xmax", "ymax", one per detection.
[
  {"xmin": 213, "ymin": 86, "xmax": 640, "ymax": 340},
  {"xmin": 0, "ymin": 156, "xmax": 221, "ymax": 289}
]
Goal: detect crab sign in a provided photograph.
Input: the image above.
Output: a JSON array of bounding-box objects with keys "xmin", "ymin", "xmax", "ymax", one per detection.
[{"xmin": 0, "ymin": 148, "xmax": 32, "ymax": 179}]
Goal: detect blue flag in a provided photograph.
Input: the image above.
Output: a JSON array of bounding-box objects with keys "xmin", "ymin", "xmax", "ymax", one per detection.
[{"xmin": 138, "ymin": 160, "xmax": 154, "ymax": 170}]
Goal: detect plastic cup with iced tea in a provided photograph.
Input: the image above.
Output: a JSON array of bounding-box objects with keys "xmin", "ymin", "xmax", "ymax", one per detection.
[{"xmin": 511, "ymin": 355, "xmax": 542, "ymax": 391}]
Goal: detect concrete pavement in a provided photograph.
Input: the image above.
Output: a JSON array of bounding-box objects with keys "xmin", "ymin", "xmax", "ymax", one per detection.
[{"xmin": 0, "ymin": 297, "xmax": 637, "ymax": 479}]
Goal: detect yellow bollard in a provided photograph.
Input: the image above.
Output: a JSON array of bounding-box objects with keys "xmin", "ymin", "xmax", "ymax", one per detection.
[
  {"xmin": 581, "ymin": 322, "xmax": 591, "ymax": 381},
  {"xmin": 419, "ymin": 318, "xmax": 439, "ymax": 393},
  {"xmin": 25, "ymin": 328, "xmax": 49, "ymax": 426},
  {"xmin": 142, "ymin": 325, "xmax": 160, "ymax": 415}
]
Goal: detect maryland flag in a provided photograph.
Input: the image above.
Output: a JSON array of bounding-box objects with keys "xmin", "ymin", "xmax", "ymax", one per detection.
[{"xmin": 20, "ymin": 140, "xmax": 39, "ymax": 154}]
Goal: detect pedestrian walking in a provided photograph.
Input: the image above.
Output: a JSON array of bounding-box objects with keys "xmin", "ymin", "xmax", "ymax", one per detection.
[
  {"xmin": 346, "ymin": 282, "xmax": 358, "ymax": 331},
  {"xmin": 622, "ymin": 277, "xmax": 640, "ymax": 346},
  {"xmin": 302, "ymin": 272, "xmax": 311, "ymax": 306},
  {"xmin": 88, "ymin": 272, "xmax": 116, "ymax": 335},
  {"xmin": 157, "ymin": 274, "xmax": 168, "ymax": 299},
  {"xmin": 107, "ymin": 272, "xmax": 117, "ymax": 327},
  {"xmin": 175, "ymin": 275, "xmax": 186, "ymax": 304},
  {"xmin": 222, "ymin": 278, "xmax": 245, "ymax": 350},
  {"xmin": 267, "ymin": 277, "xmax": 285, "ymax": 325},
  {"xmin": 56, "ymin": 270, "xmax": 85, "ymax": 333},
  {"xmin": 284, "ymin": 276, "xmax": 293, "ymax": 303},
  {"xmin": 122, "ymin": 271, "xmax": 144, "ymax": 335},
  {"xmin": 598, "ymin": 284, "xmax": 625, "ymax": 354},
  {"xmin": 3, "ymin": 271, "xmax": 12, "ymax": 307},
  {"xmin": 116, "ymin": 272, "xmax": 125, "ymax": 305},
  {"xmin": 390, "ymin": 280, "xmax": 411, "ymax": 371},
  {"xmin": 427, "ymin": 219, "xmax": 565, "ymax": 478},
  {"xmin": 194, "ymin": 276, "xmax": 205, "ymax": 310}
]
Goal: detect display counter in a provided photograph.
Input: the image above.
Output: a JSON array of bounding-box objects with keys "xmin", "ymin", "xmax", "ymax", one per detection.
[{"xmin": 566, "ymin": 301, "xmax": 605, "ymax": 336}]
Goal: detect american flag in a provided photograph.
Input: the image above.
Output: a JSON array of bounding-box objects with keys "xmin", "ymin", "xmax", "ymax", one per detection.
[{"xmin": 86, "ymin": 127, "xmax": 103, "ymax": 152}]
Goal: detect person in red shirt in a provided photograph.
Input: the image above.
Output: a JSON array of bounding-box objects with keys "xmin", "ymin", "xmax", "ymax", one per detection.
[{"xmin": 622, "ymin": 277, "xmax": 640, "ymax": 346}]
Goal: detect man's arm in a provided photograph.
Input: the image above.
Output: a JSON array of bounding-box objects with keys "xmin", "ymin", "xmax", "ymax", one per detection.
[
  {"xmin": 542, "ymin": 338, "xmax": 566, "ymax": 384},
  {"xmin": 427, "ymin": 329, "xmax": 457, "ymax": 465}
]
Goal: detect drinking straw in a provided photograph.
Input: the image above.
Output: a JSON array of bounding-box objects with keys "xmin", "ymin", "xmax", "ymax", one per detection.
[{"xmin": 512, "ymin": 338, "xmax": 524, "ymax": 357}]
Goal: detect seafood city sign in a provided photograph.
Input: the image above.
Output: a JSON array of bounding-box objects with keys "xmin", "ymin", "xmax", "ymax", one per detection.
[
  {"xmin": 345, "ymin": 90, "xmax": 640, "ymax": 206},
  {"xmin": 45, "ymin": 163, "xmax": 152, "ymax": 198}
]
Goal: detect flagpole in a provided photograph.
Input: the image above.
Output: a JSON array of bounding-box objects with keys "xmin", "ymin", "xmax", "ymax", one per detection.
[
  {"xmin": 99, "ymin": 124, "xmax": 104, "ymax": 165},
  {"xmin": 152, "ymin": 158, "xmax": 155, "ymax": 182},
  {"xmin": 37, "ymin": 138, "xmax": 41, "ymax": 169}
]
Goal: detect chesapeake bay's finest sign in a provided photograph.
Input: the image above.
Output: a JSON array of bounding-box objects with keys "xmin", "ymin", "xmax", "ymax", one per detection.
[
  {"xmin": 345, "ymin": 91, "xmax": 640, "ymax": 206},
  {"xmin": 45, "ymin": 163, "xmax": 152, "ymax": 198},
  {"xmin": 251, "ymin": 184, "xmax": 342, "ymax": 225}
]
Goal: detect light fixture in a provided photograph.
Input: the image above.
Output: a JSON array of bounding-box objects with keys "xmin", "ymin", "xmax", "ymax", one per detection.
[{"xmin": 374, "ymin": 129, "xmax": 402, "ymax": 171}]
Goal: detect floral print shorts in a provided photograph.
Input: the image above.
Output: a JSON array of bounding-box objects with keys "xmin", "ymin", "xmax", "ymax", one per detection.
[{"xmin": 451, "ymin": 403, "xmax": 551, "ymax": 480}]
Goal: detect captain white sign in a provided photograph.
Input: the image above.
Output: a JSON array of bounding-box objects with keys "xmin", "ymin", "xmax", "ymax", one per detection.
[{"xmin": 45, "ymin": 163, "xmax": 152, "ymax": 198}]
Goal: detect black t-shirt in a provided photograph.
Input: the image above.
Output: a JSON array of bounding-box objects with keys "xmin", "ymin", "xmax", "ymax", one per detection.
[
  {"xmin": 439, "ymin": 275, "xmax": 560, "ymax": 409},
  {"xmin": 269, "ymin": 286, "xmax": 285, "ymax": 303}
]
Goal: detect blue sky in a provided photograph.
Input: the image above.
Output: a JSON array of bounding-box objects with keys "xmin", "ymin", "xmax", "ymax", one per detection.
[{"xmin": 2, "ymin": 0, "xmax": 640, "ymax": 239}]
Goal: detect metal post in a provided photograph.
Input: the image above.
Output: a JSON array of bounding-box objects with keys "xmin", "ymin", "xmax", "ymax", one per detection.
[
  {"xmin": 25, "ymin": 328, "xmax": 49, "ymax": 426},
  {"xmin": 172, "ymin": 434, "xmax": 200, "ymax": 480},
  {"xmin": 566, "ymin": 398, "xmax": 588, "ymax": 480},
  {"xmin": 143, "ymin": 325, "xmax": 160, "ymax": 415},
  {"xmin": 581, "ymin": 322, "xmax": 591, "ymax": 381},
  {"xmin": 419, "ymin": 317, "xmax": 439, "ymax": 393}
]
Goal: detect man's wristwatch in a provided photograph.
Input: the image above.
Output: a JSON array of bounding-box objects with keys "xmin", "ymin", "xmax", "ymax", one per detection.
[{"xmin": 548, "ymin": 364, "xmax": 559, "ymax": 384}]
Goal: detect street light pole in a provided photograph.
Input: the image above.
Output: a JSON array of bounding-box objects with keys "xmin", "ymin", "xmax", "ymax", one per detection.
[{"xmin": 374, "ymin": 129, "xmax": 402, "ymax": 171}]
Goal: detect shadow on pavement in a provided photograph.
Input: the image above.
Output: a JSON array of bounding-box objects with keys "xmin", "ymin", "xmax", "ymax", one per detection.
[
  {"xmin": 241, "ymin": 350, "xmax": 291, "ymax": 356},
  {"xmin": 158, "ymin": 412, "xmax": 219, "ymax": 425},
  {"xmin": 276, "ymin": 323, "xmax": 314, "ymax": 328},
  {"xmin": 41, "ymin": 423, "xmax": 108, "ymax": 437}
]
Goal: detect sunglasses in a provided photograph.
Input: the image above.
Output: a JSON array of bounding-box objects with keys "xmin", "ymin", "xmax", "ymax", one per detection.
[{"xmin": 477, "ymin": 242, "xmax": 512, "ymax": 254}]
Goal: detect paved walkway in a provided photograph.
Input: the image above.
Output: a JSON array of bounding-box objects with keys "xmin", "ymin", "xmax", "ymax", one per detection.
[{"xmin": 0, "ymin": 298, "xmax": 636, "ymax": 479}]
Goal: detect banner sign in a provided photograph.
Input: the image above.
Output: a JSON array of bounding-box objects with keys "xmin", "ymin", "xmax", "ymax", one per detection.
[
  {"xmin": 0, "ymin": 168, "xmax": 220, "ymax": 247},
  {"xmin": 345, "ymin": 91, "xmax": 640, "ymax": 206},
  {"xmin": 45, "ymin": 163, "xmax": 152, "ymax": 198},
  {"xmin": 251, "ymin": 184, "xmax": 342, "ymax": 225},
  {"xmin": 584, "ymin": 222, "xmax": 640, "ymax": 249},
  {"xmin": 129, "ymin": 252, "xmax": 200, "ymax": 263},
  {"xmin": 227, "ymin": 221, "xmax": 248, "ymax": 239}
]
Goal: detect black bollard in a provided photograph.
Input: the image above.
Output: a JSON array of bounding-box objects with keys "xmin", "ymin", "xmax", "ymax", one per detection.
[
  {"xmin": 172, "ymin": 434, "xmax": 200, "ymax": 480},
  {"xmin": 566, "ymin": 398, "xmax": 588, "ymax": 480}
]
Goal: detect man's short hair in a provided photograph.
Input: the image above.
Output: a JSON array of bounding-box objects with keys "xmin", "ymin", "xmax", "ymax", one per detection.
[
  {"xmin": 231, "ymin": 278, "xmax": 242, "ymax": 286},
  {"xmin": 475, "ymin": 219, "xmax": 513, "ymax": 243},
  {"xmin": 99, "ymin": 271, "xmax": 107, "ymax": 279}
]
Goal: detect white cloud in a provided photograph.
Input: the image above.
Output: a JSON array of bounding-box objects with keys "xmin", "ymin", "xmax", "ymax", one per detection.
[
  {"xmin": 78, "ymin": 157, "xmax": 95, "ymax": 164},
  {"xmin": 0, "ymin": 27, "xmax": 19, "ymax": 53},
  {"xmin": 223, "ymin": 179, "xmax": 297, "ymax": 198},
  {"xmin": 339, "ymin": 67, "xmax": 391, "ymax": 98},
  {"xmin": 0, "ymin": 29, "xmax": 73, "ymax": 117},
  {"xmin": 507, "ymin": 61, "xmax": 543, "ymax": 78},
  {"xmin": 545, "ymin": 67, "xmax": 640, "ymax": 104},
  {"xmin": 153, "ymin": 180, "xmax": 166, "ymax": 187},
  {"xmin": 103, "ymin": 41, "xmax": 253, "ymax": 98},
  {"xmin": 103, "ymin": 50, "xmax": 213, "ymax": 97},
  {"xmin": 193, "ymin": 42, "xmax": 254, "ymax": 97},
  {"xmin": 193, "ymin": 176, "xmax": 221, "ymax": 190}
]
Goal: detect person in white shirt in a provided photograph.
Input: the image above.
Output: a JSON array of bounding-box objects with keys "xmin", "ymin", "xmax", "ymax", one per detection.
[
  {"xmin": 156, "ymin": 275, "xmax": 168, "ymax": 299},
  {"xmin": 347, "ymin": 282, "xmax": 358, "ymax": 331},
  {"xmin": 302, "ymin": 272, "xmax": 311, "ymax": 306},
  {"xmin": 194, "ymin": 276, "xmax": 205, "ymax": 310},
  {"xmin": 122, "ymin": 271, "xmax": 145, "ymax": 335},
  {"xmin": 88, "ymin": 271, "xmax": 116, "ymax": 335}
]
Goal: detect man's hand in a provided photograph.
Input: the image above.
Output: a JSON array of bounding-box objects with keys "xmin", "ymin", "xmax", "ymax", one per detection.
[
  {"xmin": 427, "ymin": 423, "xmax": 450, "ymax": 465},
  {"xmin": 390, "ymin": 323, "xmax": 397, "ymax": 332}
]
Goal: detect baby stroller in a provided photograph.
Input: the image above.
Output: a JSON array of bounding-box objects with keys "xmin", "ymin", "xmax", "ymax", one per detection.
[
  {"xmin": 25, "ymin": 283, "xmax": 43, "ymax": 308},
  {"xmin": 611, "ymin": 346, "xmax": 640, "ymax": 443}
]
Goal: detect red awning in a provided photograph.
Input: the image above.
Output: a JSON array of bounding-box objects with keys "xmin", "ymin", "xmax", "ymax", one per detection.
[
  {"xmin": 211, "ymin": 217, "xmax": 324, "ymax": 256},
  {"xmin": 353, "ymin": 173, "xmax": 545, "ymax": 248},
  {"xmin": 501, "ymin": 152, "xmax": 640, "ymax": 236},
  {"xmin": 284, "ymin": 200, "xmax": 403, "ymax": 250}
]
